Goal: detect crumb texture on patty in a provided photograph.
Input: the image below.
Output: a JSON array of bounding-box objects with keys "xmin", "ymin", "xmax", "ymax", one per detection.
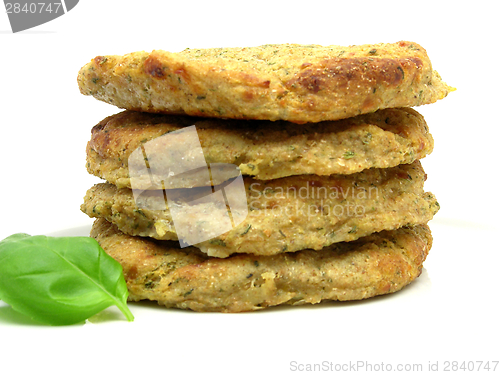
[
  {"xmin": 91, "ymin": 218, "xmax": 432, "ymax": 312},
  {"xmin": 78, "ymin": 41, "xmax": 454, "ymax": 123}
]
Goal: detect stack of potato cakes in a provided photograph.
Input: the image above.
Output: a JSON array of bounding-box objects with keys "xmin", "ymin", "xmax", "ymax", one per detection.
[{"xmin": 78, "ymin": 41, "xmax": 453, "ymax": 312}]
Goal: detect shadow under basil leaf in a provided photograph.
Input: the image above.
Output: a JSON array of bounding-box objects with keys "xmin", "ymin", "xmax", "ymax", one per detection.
[
  {"xmin": 0, "ymin": 303, "xmax": 84, "ymax": 326},
  {"xmin": 0, "ymin": 305, "xmax": 47, "ymax": 326},
  {"xmin": 85, "ymin": 307, "xmax": 131, "ymax": 324},
  {"xmin": 0, "ymin": 303, "xmax": 130, "ymax": 326}
]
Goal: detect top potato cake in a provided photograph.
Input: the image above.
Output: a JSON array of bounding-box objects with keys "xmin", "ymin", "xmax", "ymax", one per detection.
[{"xmin": 77, "ymin": 41, "xmax": 454, "ymax": 123}]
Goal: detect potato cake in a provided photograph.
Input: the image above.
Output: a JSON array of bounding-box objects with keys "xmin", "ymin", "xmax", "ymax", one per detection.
[
  {"xmin": 87, "ymin": 108, "xmax": 433, "ymax": 189},
  {"xmin": 81, "ymin": 161, "xmax": 439, "ymax": 258},
  {"xmin": 78, "ymin": 41, "xmax": 454, "ymax": 123},
  {"xmin": 91, "ymin": 218, "xmax": 432, "ymax": 312}
]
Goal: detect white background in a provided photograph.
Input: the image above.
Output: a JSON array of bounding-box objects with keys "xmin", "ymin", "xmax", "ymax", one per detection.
[{"xmin": 1, "ymin": 1, "xmax": 499, "ymax": 374}]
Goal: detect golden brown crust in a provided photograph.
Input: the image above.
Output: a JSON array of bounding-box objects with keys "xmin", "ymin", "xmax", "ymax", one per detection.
[
  {"xmin": 91, "ymin": 218, "xmax": 432, "ymax": 312},
  {"xmin": 86, "ymin": 108, "xmax": 434, "ymax": 188},
  {"xmin": 81, "ymin": 162, "xmax": 440, "ymax": 258},
  {"xmin": 78, "ymin": 41, "xmax": 454, "ymax": 123}
]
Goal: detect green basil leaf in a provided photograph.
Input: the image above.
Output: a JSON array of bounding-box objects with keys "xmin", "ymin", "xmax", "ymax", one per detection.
[{"xmin": 0, "ymin": 234, "xmax": 134, "ymax": 325}]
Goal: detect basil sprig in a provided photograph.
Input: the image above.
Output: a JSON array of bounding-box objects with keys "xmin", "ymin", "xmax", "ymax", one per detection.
[{"xmin": 0, "ymin": 233, "xmax": 134, "ymax": 325}]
